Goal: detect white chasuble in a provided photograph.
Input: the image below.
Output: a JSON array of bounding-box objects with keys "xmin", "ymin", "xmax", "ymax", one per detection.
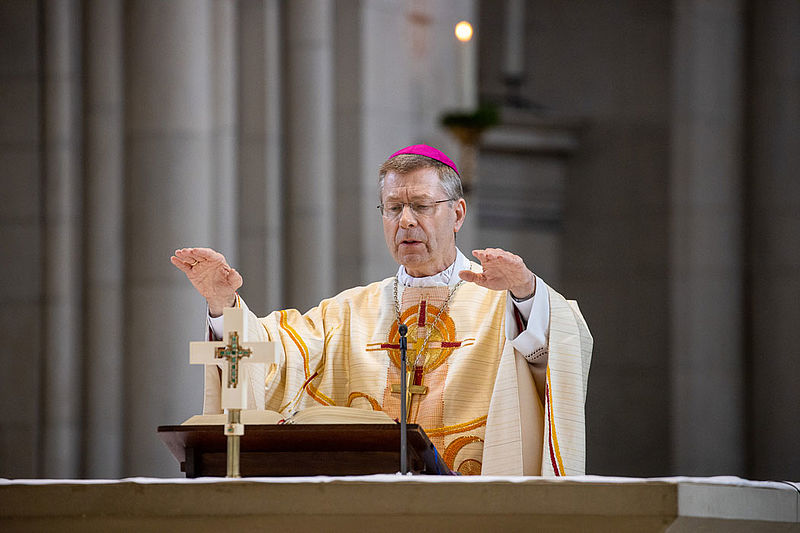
[{"xmin": 202, "ymin": 264, "xmax": 592, "ymax": 476}]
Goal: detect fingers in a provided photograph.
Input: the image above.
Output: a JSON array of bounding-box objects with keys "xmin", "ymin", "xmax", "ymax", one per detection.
[
  {"xmin": 228, "ymin": 268, "xmax": 243, "ymax": 290},
  {"xmin": 469, "ymin": 247, "xmax": 535, "ymax": 293},
  {"xmin": 473, "ymin": 248, "xmax": 521, "ymax": 264},
  {"xmin": 458, "ymin": 269, "xmax": 483, "ymax": 283},
  {"xmin": 191, "ymin": 247, "xmax": 224, "ymax": 261},
  {"xmin": 173, "ymin": 248, "xmax": 202, "ymax": 268},
  {"xmin": 220, "ymin": 264, "xmax": 243, "ymax": 286},
  {"xmin": 173, "ymin": 247, "xmax": 228, "ymax": 269},
  {"xmin": 170, "ymin": 255, "xmax": 193, "ymax": 274}
]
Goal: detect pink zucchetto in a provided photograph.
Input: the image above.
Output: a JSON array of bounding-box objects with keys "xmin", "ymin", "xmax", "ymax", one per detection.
[{"xmin": 387, "ymin": 144, "xmax": 459, "ymax": 175}]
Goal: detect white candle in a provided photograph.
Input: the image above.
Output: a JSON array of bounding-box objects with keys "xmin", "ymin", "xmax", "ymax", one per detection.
[{"xmin": 455, "ymin": 20, "xmax": 476, "ymax": 109}]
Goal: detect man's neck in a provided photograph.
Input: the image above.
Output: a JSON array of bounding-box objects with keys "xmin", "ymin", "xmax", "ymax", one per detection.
[
  {"xmin": 404, "ymin": 249, "xmax": 457, "ymax": 278},
  {"xmin": 397, "ymin": 249, "xmax": 467, "ymax": 287}
]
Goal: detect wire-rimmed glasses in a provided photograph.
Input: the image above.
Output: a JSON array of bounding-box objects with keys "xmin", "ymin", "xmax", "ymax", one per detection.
[{"xmin": 377, "ymin": 199, "xmax": 454, "ymax": 220}]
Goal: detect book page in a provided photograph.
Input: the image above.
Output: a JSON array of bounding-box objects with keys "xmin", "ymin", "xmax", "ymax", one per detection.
[
  {"xmin": 288, "ymin": 406, "xmax": 396, "ymax": 424},
  {"xmin": 181, "ymin": 409, "xmax": 284, "ymax": 425},
  {"xmin": 181, "ymin": 406, "xmax": 395, "ymax": 426}
]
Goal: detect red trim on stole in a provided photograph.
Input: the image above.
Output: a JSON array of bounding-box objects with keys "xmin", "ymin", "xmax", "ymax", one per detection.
[{"xmin": 545, "ymin": 381, "xmax": 561, "ymax": 476}]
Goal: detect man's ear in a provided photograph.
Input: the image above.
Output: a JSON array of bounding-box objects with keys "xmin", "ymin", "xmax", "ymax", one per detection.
[{"xmin": 453, "ymin": 198, "xmax": 467, "ymax": 233}]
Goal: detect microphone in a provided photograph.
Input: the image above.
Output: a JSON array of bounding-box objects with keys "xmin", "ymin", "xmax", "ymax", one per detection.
[{"xmin": 398, "ymin": 322, "xmax": 408, "ymax": 474}]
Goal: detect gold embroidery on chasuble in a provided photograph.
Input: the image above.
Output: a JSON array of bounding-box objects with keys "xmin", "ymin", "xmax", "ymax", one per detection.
[{"xmin": 366, "ymin": 284, "xmax": 505, "ymax": 475}]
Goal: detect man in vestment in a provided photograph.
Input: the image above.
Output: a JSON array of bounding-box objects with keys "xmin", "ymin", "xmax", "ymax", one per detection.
[{"xmin": 172, "ymin": 144, "xmax": 592, "ymax": 476}]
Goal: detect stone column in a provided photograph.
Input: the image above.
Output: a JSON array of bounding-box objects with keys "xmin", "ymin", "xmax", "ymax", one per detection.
[
  {"xmin": 238, "ymin": 0, "xmax": 284, "ymax": 313},
  {"xmin": 124, "ymin": 0, "xmax": 213, "ymax": 476},
  {"xmin": 670, "ymin": 0, "xmax": 745, "ymax": 475},
  {"xmin": 285, "ymin": 0, "xmax": 335, "ymax": 310},
  {"xmin": 41, "ymin": 0, "xmax": 83, "ymax": 479},
  {"xmin": 479, "ymin": 111, "xmax": 584, "ymax": 287},
  {"xmin": 358, "ymin": 0, "xmax": 414, "ymax": 283},
  {"xmin": 83, "ymin": 0, "xmax": 124, "ymax": 478},
  {"xmin": 354, "ymin": 1, "xmax": 477, "ymax": 284},
  {"xmin": 0, "ymin": 0, "xmax": 45, "ymax": 478},
  {"xmin": 210, "ymin": 0, "xmax": 237, "ymax": 261},
  {"xmin": 749, "ymin": 0, "xmax": 800, "ymax": 480},
  {"xmin": 333, "ymin": 0, "xmax": 364, "ymax": 290}
]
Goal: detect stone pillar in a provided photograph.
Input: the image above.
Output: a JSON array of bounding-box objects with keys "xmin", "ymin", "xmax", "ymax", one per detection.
[
  {"xmin": 41, "ymin": 0, "xmax": 83, "ymax": 479},
  {"xmin": 749, "ymin": 0, "xmax": 800, "ymax": 480},
  {"xmin": 358, "ymin": 0, "xmax": 414, "ymax": 283},
  {"xmin": 210, "ymin": 0, "xmax": 238, "ymax": 261},
  {"xmin": 479, "ymin": 111, "xmax": 584, "ymax": 286},
  {"xmin": 83, "ymin": 0, "xmax": 124, "ymax": 478},
  {"xmin": 124, "ymin": 0, "xmax": 213, "ymax": 476},
  {"xmin": 333, "ymin": 0, "xmax": 364, "ymax": 291},
  {"xmin": 285, "ymin": 0, "xmax": 335, "ymax": 310},
  {"xmin": 238, "ymin": 0, "xmax": 284, "ymax": 313},
  {"xmin": 353, "ymin": 1, "xmax": 477, "ymax": 284},
  {"xmin": 0, "ymin": 0, "xmax": 45, "ymax": 478},
  {"xmin": 670, "ymin": 0, "xmax": 745, "ymax": 475}
]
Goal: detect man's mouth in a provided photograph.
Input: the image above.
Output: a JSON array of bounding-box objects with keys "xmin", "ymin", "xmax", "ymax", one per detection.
[{"xmin": 400, "ymin": 239, "xmax": 423, "ymax": 246}]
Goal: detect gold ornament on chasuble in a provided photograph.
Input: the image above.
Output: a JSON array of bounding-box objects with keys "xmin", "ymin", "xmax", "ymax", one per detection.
[{"xmin": 366, "ymin": 284, "xmax": 506, "ymax": 475}]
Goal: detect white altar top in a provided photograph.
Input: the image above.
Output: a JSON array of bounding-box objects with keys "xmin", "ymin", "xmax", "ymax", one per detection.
[{"xmin": 2, "ymin": 475, "xmax": 798, "ymax": 532}]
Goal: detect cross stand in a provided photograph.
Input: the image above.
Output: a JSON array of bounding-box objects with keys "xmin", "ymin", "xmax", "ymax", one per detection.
[
  {"xmin": 215, "ymin": 329, "xmax": 252, "ymax": 478},
  {"xmin": 214, "ymin": 329, "xmax": 252, "ymax": 478},
  {"xmin": 190, "ymin": 307, "xmax": 275, "ymax": 478},
  {"xmin": 225, "ymin": 408, "xmax": 243, "ymax": 477},
  {"xmin": 398, "ymin": 323, "xmax": 409, "ymax": 474}
]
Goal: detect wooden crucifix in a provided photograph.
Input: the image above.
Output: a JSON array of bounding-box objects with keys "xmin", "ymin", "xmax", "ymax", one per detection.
[{"xmin": 190, "ymin": 307, "xmax": 275, "ymax": 477}]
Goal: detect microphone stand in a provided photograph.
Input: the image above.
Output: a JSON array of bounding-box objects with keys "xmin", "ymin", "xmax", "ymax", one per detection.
[{"xmin": 398, "ymin": 323, "xmax": 408, "ymax": 474}]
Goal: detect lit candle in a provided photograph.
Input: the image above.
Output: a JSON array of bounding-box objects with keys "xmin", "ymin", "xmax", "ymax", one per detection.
[{"xmin": 455, "ymin": 20, "xmax": 476, "ymax": 109}]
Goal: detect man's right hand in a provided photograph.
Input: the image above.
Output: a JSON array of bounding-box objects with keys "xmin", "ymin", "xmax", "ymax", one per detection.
[{"xmin": 171, "ymin": 247, "xmax": 243, "ymax": 317}]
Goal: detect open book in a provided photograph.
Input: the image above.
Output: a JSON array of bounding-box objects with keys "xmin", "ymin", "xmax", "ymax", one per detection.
[{"xmin": 181, "ymin": 405, "xmax": 397, "ymax": 426}]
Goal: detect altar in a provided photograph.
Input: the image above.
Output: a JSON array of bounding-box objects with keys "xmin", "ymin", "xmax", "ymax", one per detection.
[{"xmin": 2, "ymin": 475, "xmax": 798, "ymax": 532}]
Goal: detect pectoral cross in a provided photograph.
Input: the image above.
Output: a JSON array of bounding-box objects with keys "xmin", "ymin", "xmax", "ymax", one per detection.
[
  {"xmin": 189, "ymin": 307, "xmax": 275, "ymax": 477},
  {"xmin": 391, "ymin": 364, "xmax": 428, "ymax": 420}
]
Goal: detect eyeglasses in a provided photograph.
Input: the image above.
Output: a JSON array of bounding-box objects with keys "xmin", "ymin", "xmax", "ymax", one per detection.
[{"xmin": 377, "ymin": 199, "xmax": 454, "ymax": 220}]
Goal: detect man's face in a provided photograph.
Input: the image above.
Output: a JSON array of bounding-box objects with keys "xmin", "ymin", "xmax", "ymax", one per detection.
[{"xmin": 381, "ymin": 167, "xmax": 466, "ymax": 277}]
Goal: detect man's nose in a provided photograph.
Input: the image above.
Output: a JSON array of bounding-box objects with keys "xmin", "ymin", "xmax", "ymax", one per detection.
[{"xmin": 398, "ymin": 204, "xmax": 417, "ymax": 227}]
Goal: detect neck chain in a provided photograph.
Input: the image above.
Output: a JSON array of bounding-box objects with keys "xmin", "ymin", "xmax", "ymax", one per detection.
[{"xmin": 393, "ymin": 276, "xmax": 464, "ymax": 368}]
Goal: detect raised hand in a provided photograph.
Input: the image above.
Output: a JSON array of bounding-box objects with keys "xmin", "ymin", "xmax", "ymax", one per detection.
[
  {"xmin": 458, "ymin": 248, "xmax": 536, "ymax": 299},
  {"xmin": 170, "ymin": 247, "xmax": 243, "ymax": 317}
]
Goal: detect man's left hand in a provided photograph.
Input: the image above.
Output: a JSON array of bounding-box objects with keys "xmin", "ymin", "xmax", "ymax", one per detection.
[{"xmin": 458, "ymin": 248, "xmax": 536, "ymax": 299}]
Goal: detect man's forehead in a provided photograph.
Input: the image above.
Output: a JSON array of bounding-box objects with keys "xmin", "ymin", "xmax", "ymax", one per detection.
[
  {"xmin": 382, "ymin": 169, "xmax": 444, "ymax": 197},
  {"xmin": 382, "ymin": 184, "xmax": 443, "ymax": 200}
]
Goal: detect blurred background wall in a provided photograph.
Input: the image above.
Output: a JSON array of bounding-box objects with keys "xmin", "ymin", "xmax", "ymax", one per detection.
[{"xmin": 0, "ymin": 0, "xmax": 797, "ymax": 480}]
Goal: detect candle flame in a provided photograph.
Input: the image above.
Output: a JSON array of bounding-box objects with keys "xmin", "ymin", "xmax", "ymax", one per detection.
[{"xmin": 455, "ymin": 21, "xmax": 473, "ymax": 42}]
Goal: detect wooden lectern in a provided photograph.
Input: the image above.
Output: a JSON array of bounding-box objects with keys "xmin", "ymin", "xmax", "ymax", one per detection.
[{"xmin": 157, "ymin": 424, "xmax": 452, "ymax": 477}]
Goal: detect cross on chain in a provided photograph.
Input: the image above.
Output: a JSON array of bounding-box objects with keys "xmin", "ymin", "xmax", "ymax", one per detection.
[
  {"xmin": 390, "ymin": 363, "xmax": 428, "ymax": 419},
  {"xmin": 391, "ymin": 300, "xmax": 437, "ymax": 419}
]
